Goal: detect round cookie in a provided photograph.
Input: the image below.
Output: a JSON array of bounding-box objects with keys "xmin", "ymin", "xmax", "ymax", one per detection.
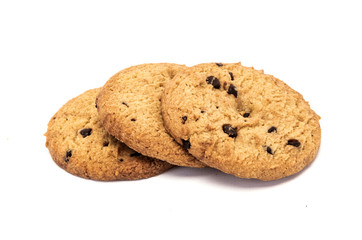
[
  {"xmin": 96, "ymin": 63, "xmax": 205, "ymax": 168},
  {"xmin": 45, "ymin": 88, "xmax": 173, "ymax": 181},
  {"xmin": 161, "ymin": 62, "xmax": 321, "ymax": 181}
]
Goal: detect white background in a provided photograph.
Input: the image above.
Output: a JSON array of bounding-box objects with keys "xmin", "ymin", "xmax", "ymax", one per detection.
[{"xmin": 1, "ymin": 0, "xmax": 361, "ymax": 239}]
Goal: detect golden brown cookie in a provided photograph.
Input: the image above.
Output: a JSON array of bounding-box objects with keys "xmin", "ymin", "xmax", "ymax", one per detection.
[
  {"xmin": 45, "ymin": 88, "xmax": 173, "ymax": 181},
  {"xmin": 96, "ymin": 63, "xmax": 205, "ymax": 168},
  {"xmin": 161, "ymin": 62, "xmax": 321, "ymax": 181}
]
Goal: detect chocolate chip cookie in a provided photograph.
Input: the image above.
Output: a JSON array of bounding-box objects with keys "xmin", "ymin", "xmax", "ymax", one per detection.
[
  {"xmin": 45, "ymin": 88, "xmax": 173, "ymax": 181},
  {"xmin": 96, "ymin": 63, "xmax": 205, "ymax": 168},
  {"xmin": 161, "ymin": 62, "xmax": 321, "ymax": 181}
]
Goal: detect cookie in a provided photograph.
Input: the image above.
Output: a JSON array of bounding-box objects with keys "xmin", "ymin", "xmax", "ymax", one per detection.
[
  {"xmin": 45, "ymin": 88, "xmax": 173, "ymax": 181},
  {"xmin": 161, "ymin": 62, "xmax": 321, "ymax": 181},
  {"xmin": 96, "ymin": 63, "xmax": 205, "ymax": 168}
]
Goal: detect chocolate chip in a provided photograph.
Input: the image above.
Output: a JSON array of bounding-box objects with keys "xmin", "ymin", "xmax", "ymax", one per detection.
[
  {"xmin": 130, "ymin": 152, "xmax": 141, "ymax": 157},
  {"xmin": 243, "ymin": 113, "xmax": 250, "ymax": 118},
  {"xmin": 119, "ymin": 158, "xmax": 124, "ymax": 162},
  {"xmin": 287, "ymin": 139, "xmax": 301, "ymax": 147},
  {"xmin": 229, "ymin": 72, "xmax": 234, "ymax": 80},
  {"xmin": 66, "ymin": 150, "xmax": 72, "ymax": 157},
  {"xmin": 103, "ymin": 141, "xmax": 109, "ymax": 147},
  {"xmin": 206, "ymin": 76, "xmax": 221, "ymax": 89},
  {"xmin": 266, "ymin": 146, "xmax": 273, "ymax": 155},
  {"xmin": 181, "ymin": 139, "xmax": 191, "ymax": 149},
  {"xmin": 65, "ymin": 150, "xmax": 72, "ymax": 162},
  {"xmin": 182, "ymin": 116, "xmax": 187, "ymax": 124},
  {"xmin": 222, "ymin": 124, "xmax": 238, "ymax": 138},
  {"xmin": 268, "ymin": 126, "xmax": 277, "ymax": 133},
  {"xmin": 131, "ymin": 118, "xmax": 136, "ymax": 121},
  {"xmin": 227, "ymin": 84, "xmax": 238, "ymax": 98},
  {"xmin": 95, "ymin": 103, "xmax": 97, "ymax": 108},
  {"xmin": 79, "ymin": 128, "xmax": 92, "ymax": 138},
  {"xmin": 201, "ymin": 110, "xmax": 205, "ymax": 113},
  {"xmin": 122, "ymin": 102, "xmax": 129, "ymax": 107},
  {"xmin": 215, "ymin": 63, "xmax": 223, "ymax": 67}
]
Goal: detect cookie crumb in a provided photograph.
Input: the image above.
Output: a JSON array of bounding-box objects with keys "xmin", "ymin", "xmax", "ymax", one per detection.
[{"xmin": 223, "ymin": 81, "xmax": 227, "ymax": 89}]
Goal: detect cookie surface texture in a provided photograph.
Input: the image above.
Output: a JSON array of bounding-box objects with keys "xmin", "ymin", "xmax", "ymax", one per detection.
[
  {"xmin": 96, "ymin": 63, "xmax": 205, "ymax": 168},
  {"xmin": 161, "ymin": 63, "xmax": 321, "ymax": 181},
  {"xmin": 45, "ymin": 88, "xmax": 173, "ymax": 181}
]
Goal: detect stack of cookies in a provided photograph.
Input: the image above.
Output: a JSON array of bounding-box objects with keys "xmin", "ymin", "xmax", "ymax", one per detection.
[{"xmin": 45, "ymin": 63, "xmax": 321, "ymax": 181}]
